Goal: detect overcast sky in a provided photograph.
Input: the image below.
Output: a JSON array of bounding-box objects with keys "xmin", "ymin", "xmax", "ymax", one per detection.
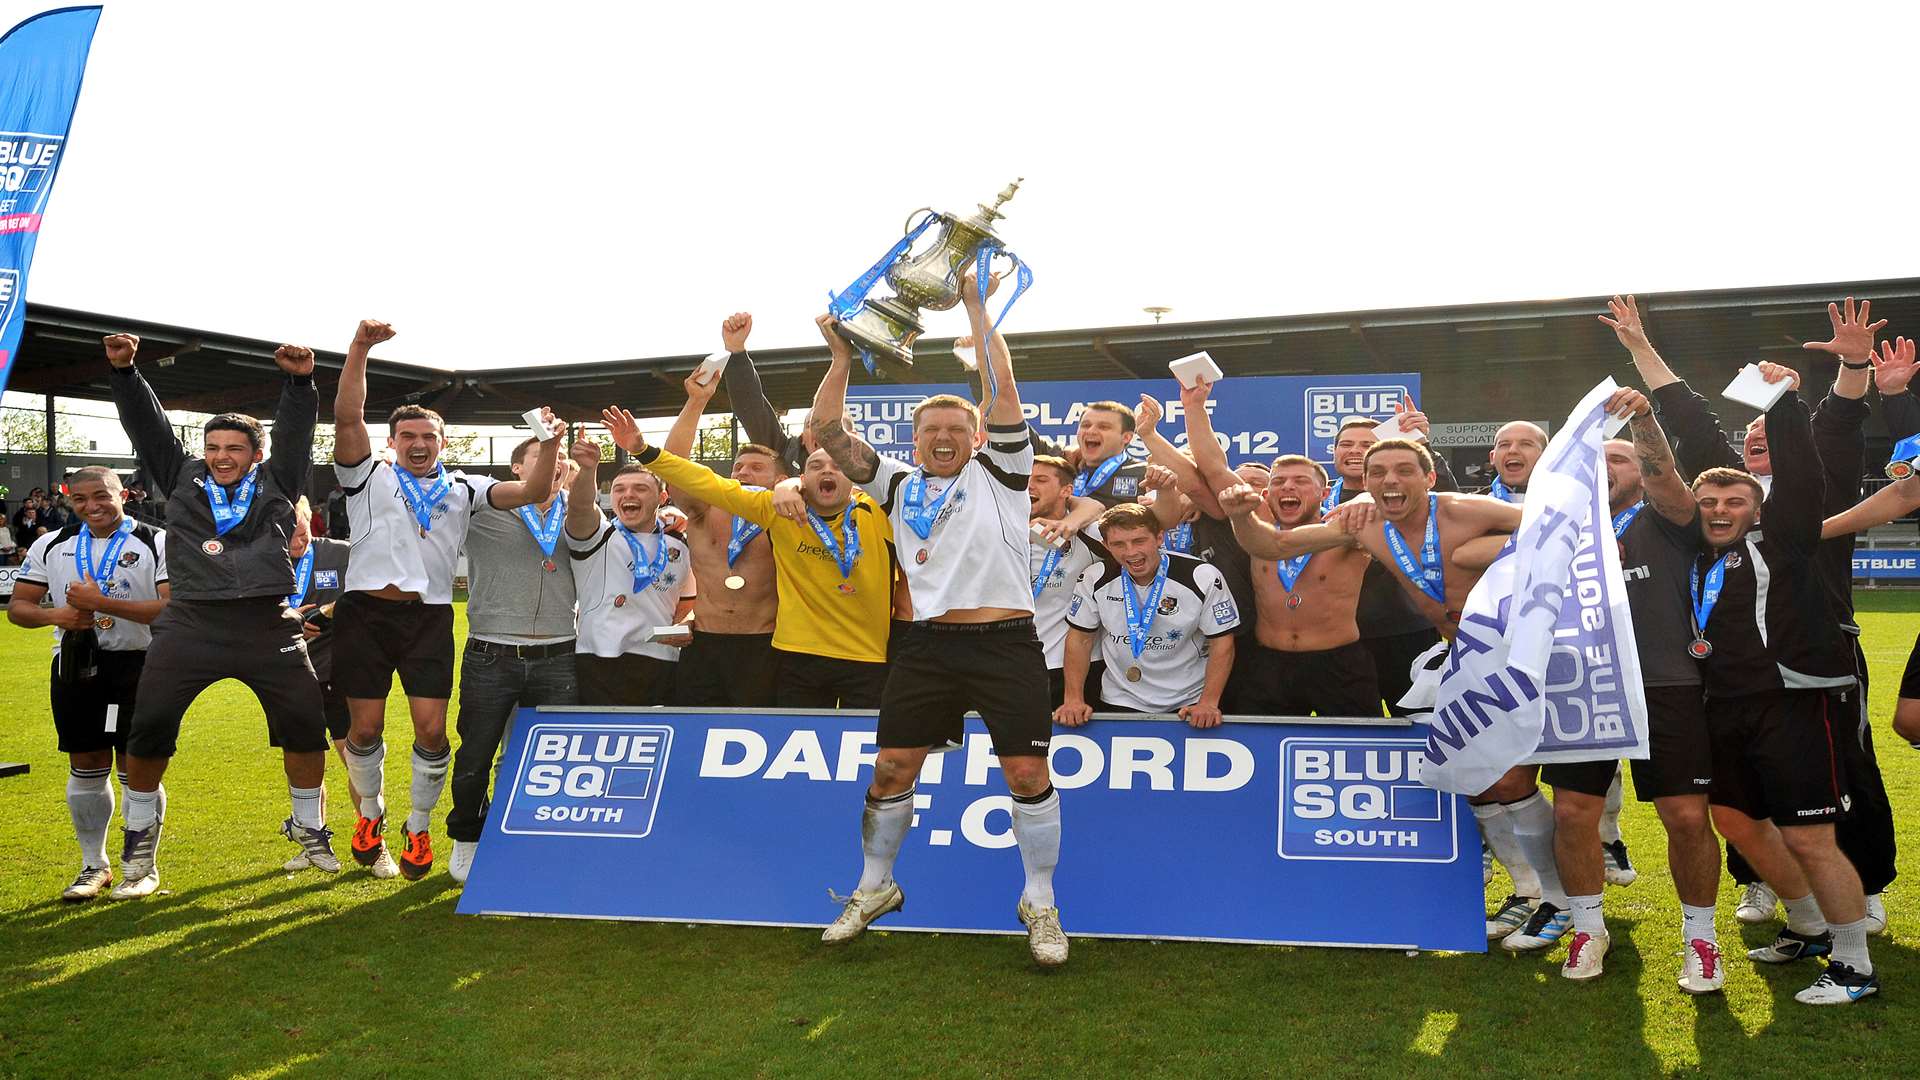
[{"xmin": 13, "ymin": 1, "xmax": 1920, "ymax": 372}]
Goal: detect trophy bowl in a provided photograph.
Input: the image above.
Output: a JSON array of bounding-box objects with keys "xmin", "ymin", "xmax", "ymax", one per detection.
[{"xmin": 832, "ymin": 179, "xmax": 1022, "ymax": 378}]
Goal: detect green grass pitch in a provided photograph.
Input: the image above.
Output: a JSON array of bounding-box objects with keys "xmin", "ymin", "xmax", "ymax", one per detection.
[{"xmin": 2, "ymin": 594, "xmax": 1917, "ymax": 1078}]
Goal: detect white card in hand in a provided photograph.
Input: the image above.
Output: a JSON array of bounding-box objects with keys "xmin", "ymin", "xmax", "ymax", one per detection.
[
  {"xmin": 1722, "ymin": 364, "xmax": 1792, "ymax": 412},
  {"xmin": 952, "ymin": 342, "xmax": 979, "ymax": 371},
  {"xmin": 1168, "ymin": 351, "xmax": 1224, "ymax": 389},
  {"xmin": 521, "ymin": 408, "xmax": 556, "ymax": 441},
  {"xmin": 693, "ymin": 351, "xmax": 730, "ymax": 386},
  {"xmin": 649, "ymin": 625, "xmax": 688, "ymax": 642},
  {"xmin": 1370, "ymin": 413, "xmax": 1425, "ymax": 442}
]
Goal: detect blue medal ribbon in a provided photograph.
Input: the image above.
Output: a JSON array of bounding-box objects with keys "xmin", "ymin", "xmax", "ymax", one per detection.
[
  {"xmin": 1163, "ymin": 521, "xmax": 1194, "ymax": 554},
  {"xmin": 1073, "ymin": 453, "xmax": 1126, "ymax": 497},
  {"xmin": 1488, "ymin": 476, "xmax": 1516, "ymax": 503},
  {"xmin": 972, "ymin": 244, "xmax": 1034, "ymax": 402},
  {"xmin": 205, "ymin": 466, "xmax": 260, "ymax": 536},
  {"xmin": 517, "ymin": 494, "xmax": 566, "ymax": 558},
  {"xmin": 391, "ymin": 462, "xmax": 452, "ymax": 533},
  {"xmin": 1320, "ymin": 477, "xmax": 1344, "ymax": 516},
  {"xmin": 828, "ymin": 211, "xmax": 942, "ymax": 375},
  {"xmin": 1032, "ymin": 537, "xmax": 1067, "ymax": 600},
  {"xmin": 900, "ymin": 469, "xmax": 957, "ymax": 541},
  {"xmin": 1611, "ymin": 501, "xmax": 1645, "ymax": 538},
  {"xmin": 617, "ymin": 524, "xmax": 671, "ymax": 594},
  {"xmin": 806, "ymin": 508, "xmax": 861, "ymax": 579},
  {"xmin": 1690, "ymin": 552, "xmax": 1730, "ymax": 639},
  {"xmin": 74, "ymin": 517, "xmax": 133, "ymax": 587},
  {"xmin": 288, "ymin": 547, "xmax": 315, "ymax": 607},
  {"xmin": 1381, "ymin": 493, "xmax": 1446, "ymax": 603},
  {"xmin": 726, "ymin": 486, "xmax": 769, "ymax": 566},
  {"xmin": 1121, "ymin": 553, "xmax": 1171, "ymax": 661},
  {"xmin": 1275, "ymin": 551, "xmax": 1313, "ymax": 592}
]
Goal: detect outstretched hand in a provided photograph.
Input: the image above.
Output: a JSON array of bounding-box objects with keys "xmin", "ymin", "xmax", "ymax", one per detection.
[
  {"xmin": 569, "ymin": 438, "xmax": 604, "ymax": 471},
  {"xmin": 1802, "ymin": 297, "xmax": 1886, "ymax": 362},
  {"xmin": 1597, "ymin": 295, "xmax": 1652, "ymax": 352},
  {"xmin": 600, "ymin": 407, "xmax": 645, "ymax": 454},
  {"xmin": 1135, "ymin": 393, "xmax": 1163, "ymax": 437},
  {"xmin": 1872, "ymin": 336, "xmax": 1917, "ymax": 395}
]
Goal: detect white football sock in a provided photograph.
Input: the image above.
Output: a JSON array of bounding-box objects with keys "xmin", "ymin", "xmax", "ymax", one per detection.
[
  {"xmin": 123, "ymin": 785, "xmax": 161, "ymax": 832},
  {"xmin": 289, "ymin": 784, "xmax": 325, "ymax": 830},
  {"xmin": 344, "ymin": 738, "xmax": 387, "ymax": 820},
  {"xmin": 1599, "ymin": 769, "xmax": 1624, "ymax": 844},
  {"xmin": 856, "ymin": 788, "xmax": 915, "ymax": 893},
  {"xmin": 1506, "ymin": 792, "xmax": 1565, "ymax": 906},
  {"xmin": 1682, "ymin": 902, "xmax": 1717, "ymax": 945},
  {"xmin": 1830, "ymin": 917, "xmax": 1873, "ymax": 974},
  {"xmin": 67, "ymin": 766, "xmax": 114, "ymax": 869},
  {"xmin": 1010, "ymin": 786, "xmax": 1062, "ymax": 910},
  {"xmin": 1568, "ymin": 893, "xmax": 1605, "ymax": 934},
  {"xmin": 1782, "ymin": 892, "xmax": 1828, "ymax": 936},
  {"xmin": 1471, "ymin": 802, "xmax": 1540, "ymax": 898},
  {"xmin": 406, "ymin": 743, "xmax": 451, "ymax": 834}
]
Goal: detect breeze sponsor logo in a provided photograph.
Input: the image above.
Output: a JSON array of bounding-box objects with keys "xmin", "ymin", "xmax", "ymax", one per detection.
[
  {"xmin": 1304, "ymin": 385, "xmax": 1409, "ymax": 451},
  {"xmin": 500, "ymin": 723, "xmax": 674, "ymax": 838},
  {"xmin": 1278, "ymin": 737, "xmax": 1457, "ymax": 863}
]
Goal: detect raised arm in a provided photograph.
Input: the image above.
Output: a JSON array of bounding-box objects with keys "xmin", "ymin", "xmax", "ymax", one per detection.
[
  {"xmin": 487, "ymin": 408, "xmax": 560, "ymax": 510},
  {"xmin": 333, "ymin": 319, "xmax": 393, "ymax": 465},
  {"xmin": 714, "ymin": 312, "xmax": 788, "ymax": 453},
  {"xmin": 605, "ymin": 407, "xmax": 776, "ymax": 527},
  {"xmin": 1752, "ymin": 365, "xmax": 1824, "ymax": 556},
  {"xmin": 104, "ymin": 334, "xmax": 187, "ymax": 494},
  {"xmin": 267, "ymin": 344, "xmax": 319, "ymax": 496},
  {"xmin": 1873, "ymin": 337, "xmax": 1920, "ymax": 439},
  {"xmin": 1599, "ymin": 294, "xmax": 1682, "ymax": 391},
  {"xmin": 1614, "ymin": 388, "xmax": 1696, "ymax": 526},
  {"xmin": 564, "ymin": 439, "xmax": 604, "ymax": 540},
  {"xmin": 1822, "ymin": 475, "xmax": 1920, "ymax": 538},
  {"xmin": 1134, "ymin": 393, "xmax": 1222, "ymax": 519},
  {"xmin": 662, "ymin": 373, "xmax": 723, "ymax": 517},
  {"xmin": 809, "ymin": 313, "xmax": 881, "ymax": 483},
  {"xmin": 1140, "ymin": 464, "xmax": 1188, "ymax": 531},
  {"xmin": 963, "ymin": 271, "xmax": 1021, "ymax": 428},
  {"xmin": 1177, "ymin": 379, "xmax": 1244, "ymax": 517}
]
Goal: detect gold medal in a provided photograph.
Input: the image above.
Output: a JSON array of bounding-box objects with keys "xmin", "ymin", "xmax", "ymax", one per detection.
[
  {"xmin": 724, "ymin": 575, "xmax": 746, "ymax": 591},
  {"xmin": 1125, "ymin": 665, "xmax": 1142, "ymax": 682}
]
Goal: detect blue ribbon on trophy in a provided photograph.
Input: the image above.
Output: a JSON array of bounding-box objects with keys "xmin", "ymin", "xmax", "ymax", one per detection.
[
  {"xmin": 828, "ymin": 210, "xmax": 942, "ymax": 375},
  {"xmin": 972, "ymin": 242, "xmax": 1034, "ymax": 404}
]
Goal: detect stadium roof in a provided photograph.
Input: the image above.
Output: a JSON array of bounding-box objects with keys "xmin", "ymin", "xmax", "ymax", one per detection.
[{"xmin": 14, "ymin": 276, "xmax": 1920, "ymax": 434}]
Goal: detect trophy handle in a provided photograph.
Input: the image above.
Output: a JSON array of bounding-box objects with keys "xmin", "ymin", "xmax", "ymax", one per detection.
[{"xmin": 903, "ymin": 207, "xmax": 936, "ymax": 235}]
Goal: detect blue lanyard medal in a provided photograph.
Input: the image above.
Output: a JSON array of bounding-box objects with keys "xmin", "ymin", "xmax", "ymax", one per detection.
[
  {"xmin": 1032, "ymin": 534, "xmax": 1067, "ymax": 600},
  {"xmin": 205, "ymin": 466, "xmax": 260, "ymax": 537},
  {"xmin": 615, "ymin": 524, "xmax": 671, "ymax": 604},
  {"xmin": 288, "ymin": 547, "xmax": 315, "ymax": 607},
  {"xmin": 724, "ymin": 485, "xmax": 768, "ymax": 591},
  {"xmin": 1320, "ymin": 477, "xmax": 1344, "ymax": 516},
  {"xmin": 1275, "ymin": 551, "xmax": 1313, "ymax": 608},
  {"xmin": 1163, "ymin": 521, "xmax": 1194, "ymax": 554},
  {"xmin": 1073, "ymin": 453, "xmax": 1125, "ymax": 498},
  {"xmin": 1120, "ymin": 553, "xmax": 1171, "ymax": 683},
  {"xmin": 1381, "ymin": 493, "xmax": 1446, "ymax": 604},
  {"xmin": 1688, "ymin": 552, "xmax": 1730, "ymax": 659},
  {"xmin": 391, "ymin": 462, "xmax": 452, "ymax": 537},
  {"xmin": 1887, "ymin": 433, "xmax": 1920, "ymax": 480},
  {"xmin": 901, "ymin": 470, "xmax": 957, "ymax": 567},
  {"xmin": 807, "ymin": 509, "xmax": 861, "ymax": 581},
  {"xmin": 518, "ymin": 494, "xmax": 566, "ymax": 572},
  {"xmin": 1611, "ymin": 501, "xmax": 1644, "ymax": 538},
  {"xmin": 1488, "ymin": 476, "xmax": 1516, "ymax": 503},
  {"xmin": 74, "ymin": 518, "xmax": 133, "ymax": 626}
]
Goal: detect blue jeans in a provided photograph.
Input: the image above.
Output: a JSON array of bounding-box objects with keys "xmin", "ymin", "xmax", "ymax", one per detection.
[{"xmin": 445, "ymin": 640, "xmax": 577, "ymax": 842}]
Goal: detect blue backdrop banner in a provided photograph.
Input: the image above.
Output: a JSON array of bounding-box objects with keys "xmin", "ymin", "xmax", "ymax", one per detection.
[
  {"xmin": 458, "ymin": 708, "xmax": 1487, "ymax": 952},
  {"xmin": 0, "ymin": 6, "xmax": 102, "ymax": 396},
  {"xmin": 844, "ymin": 374, "xmax": 1421, "ymax": 465}
]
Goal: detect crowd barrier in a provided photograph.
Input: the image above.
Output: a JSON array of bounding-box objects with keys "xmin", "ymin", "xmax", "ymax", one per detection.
[{"xmin": 458, "ymin": 708, "xmax": 1486, "ymax": 952}]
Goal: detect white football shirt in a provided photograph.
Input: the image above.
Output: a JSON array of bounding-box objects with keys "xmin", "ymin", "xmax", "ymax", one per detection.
[
  {"xmin": 336, "ymin": 455, "xmax": 497, "ymax": 603},
  {"xmin": 1031, "ymin": 524, "xmax": 1108, "ymax": 668},
  {"xmin": 1066, "ymin": 552, "xmax": 1240, "ymax": 712},
  {"xmin": 566, "ymin": 515, "xmax": 695, "ymax": 660},
  {"xmin": 861, "ymin": 420, "xmax": 1035, "ymax": 621},
  {"xmin": 20, "ymin": 519, "xmax": 169, "ymax": 655}
]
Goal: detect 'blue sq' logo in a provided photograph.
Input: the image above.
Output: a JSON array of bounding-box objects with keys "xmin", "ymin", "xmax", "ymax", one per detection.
[
  {"xmin": 1277, "ymin": 737, "xmax": 1457, "ymax": 864},
  {"xmin": 500, "ymin": 723, "xmax": 674, "ymax": 839}
]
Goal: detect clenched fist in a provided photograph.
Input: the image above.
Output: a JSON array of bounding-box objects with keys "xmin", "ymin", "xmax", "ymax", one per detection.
[
  {"xmin": 274, "ymin": 344, "xmax": 316, "ymax": 377},
  {"xmin": 721, "ymin": 312, "xmax": 753, "ymax": 353},
  {"xmin": 353, "ymin": 320, "xmax": 396, "ymax": 349},
  {"xmin": 103, "ymin": 333, "xmax": 139, "ymax": 368}
]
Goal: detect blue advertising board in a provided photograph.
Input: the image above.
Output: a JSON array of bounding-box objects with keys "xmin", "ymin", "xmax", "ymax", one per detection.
[
  {"xmin": 459, "ymin": 708, "xmax": 1486, "ymax": 952},
  {"xmin": 1853, "ymin": 549, "xmax": 1920, "ymax": 580},
  {"xmin": 845, "ymin": 374, "xmax": 1421, "ymax": 466}
]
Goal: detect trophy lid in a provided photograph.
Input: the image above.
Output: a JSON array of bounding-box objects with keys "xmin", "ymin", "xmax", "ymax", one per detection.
[{"xmin": 963, "ymin": 178, "xmax": 1023, "ymax": 232}]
